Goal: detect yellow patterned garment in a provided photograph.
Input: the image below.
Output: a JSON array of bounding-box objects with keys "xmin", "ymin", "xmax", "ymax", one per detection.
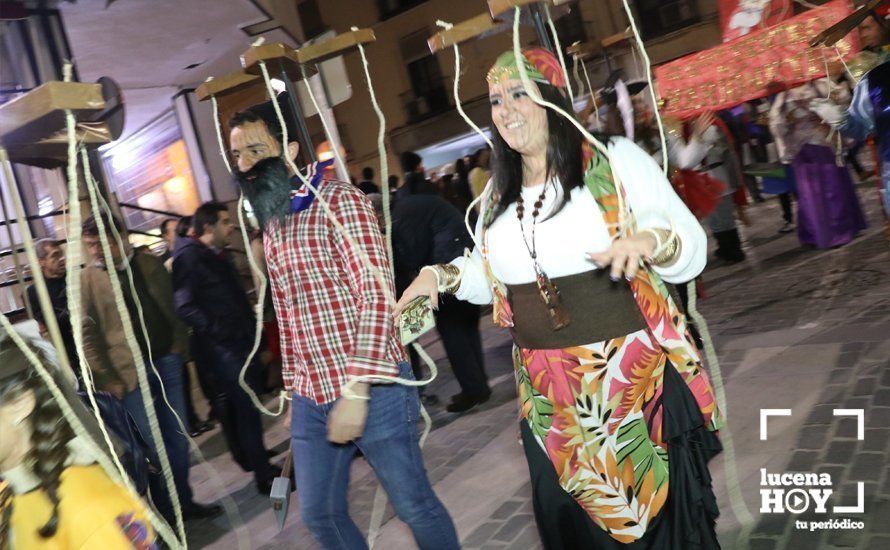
[{"xmin": 9, "ymin": 464, "xmax": 156, "ymax": 549}]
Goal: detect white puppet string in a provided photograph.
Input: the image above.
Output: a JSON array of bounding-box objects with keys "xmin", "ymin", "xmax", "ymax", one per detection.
[
  {"xmin": 299, "ymin": 66, "xmax": 350, "ymax": 183},
  {"xmin": 581, "ymin": 57, "xmax": 598, "ymax": 125},
  {"xmin": 543, "ymin": 4, "xmax": 574, "ymax": 104},
  {"xmin": 686, "ymin": 283, "xmax": 755, "ymax": 546},
  {"xmin": 77, "ymin": 149, "xmax": 187, "ymax": 547},
  {"xmin": 835, "ymin": 45, "xmax": 858, "ymax": 84},
  {"xmin": 210, "ymin": 90, "xmax": 234, "ymax": 174},
  {"xmin": 572, "ymin": 54, "xmax": 585, "ymax": 98},
  {"xmin": 351, "ymin": 26, "xmax": 395, "ymax": 266},
  {"xmin": 620, "ymin": 0, "xmax": 669, "ymax": 175},
  {"xmin": 82, "ymin": 150, "xmax": 251, "ymax": 549},
  {"xmin": 434, "ymin": 19, "xmax": 490, "ymax": 252},
  {"xmin": 56, "ymin": 65, "xmax": 156, "ymax": 545},
  {"xmin": 0, "ymin": 319, "xmax": 179, "ymax": 548}
]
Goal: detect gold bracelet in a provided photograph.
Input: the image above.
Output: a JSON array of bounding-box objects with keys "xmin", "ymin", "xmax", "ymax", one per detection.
[
  {"xmin": 652, "ymin": 233, "xmax": 680, "ymax": 265},
  {"xmin": 422, "ymin": 263, "xmax": 461, "ymax": 294}
]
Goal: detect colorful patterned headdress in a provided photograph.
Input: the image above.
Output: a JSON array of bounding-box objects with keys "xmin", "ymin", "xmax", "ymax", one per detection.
[{"xmin": 486, "ymin": 48, "xmax": 566, "ymax": 90}]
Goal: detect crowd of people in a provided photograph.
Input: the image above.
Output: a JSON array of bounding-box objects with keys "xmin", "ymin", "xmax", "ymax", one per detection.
[{"xmin": 1, "ymin": 9, "xmax": 888, "ymax": 549}]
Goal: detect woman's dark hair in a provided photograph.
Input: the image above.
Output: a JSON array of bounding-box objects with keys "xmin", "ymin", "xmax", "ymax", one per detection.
[
  {"xmin": 488, "ymin": 83, "xmax": 584, "ymax": 225},
  {"xmin": 0, "ymin": 337, "xmax": 74, "ymax": 542}
]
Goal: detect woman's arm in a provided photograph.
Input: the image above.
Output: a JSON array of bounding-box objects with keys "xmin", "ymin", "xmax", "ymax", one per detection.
[{"xmin": 611, "ymin": 138, "xmax": 707, "ymax": 283}]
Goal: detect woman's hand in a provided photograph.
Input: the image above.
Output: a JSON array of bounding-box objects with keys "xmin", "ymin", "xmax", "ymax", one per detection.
[
  {"xmin": 587, "ymin": 232, "xmax": 658, "ymax": 281},
  {"xmin": 393, "ymin": 268, "xmax": 439, "ymax": 322}
]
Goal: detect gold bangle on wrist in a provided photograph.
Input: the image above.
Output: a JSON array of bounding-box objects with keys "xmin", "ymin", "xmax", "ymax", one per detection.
[{"xmin": 423, "ymin": 263, "xmax": 461, "ymax": 294}]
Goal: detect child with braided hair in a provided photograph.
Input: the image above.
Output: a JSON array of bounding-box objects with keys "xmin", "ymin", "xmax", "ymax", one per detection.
[{"xmin": 0, "ymin": 330, "xmax": 156, "ymax": 549}]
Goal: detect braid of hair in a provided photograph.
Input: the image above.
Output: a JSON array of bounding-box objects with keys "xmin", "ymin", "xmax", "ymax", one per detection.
[
  {"xmin": 0, "ymin": 480, "xmax": 13, "ymax": 549},
  {"xmin": 25, "ymin": 379, "xmax": 74, "ymax": 538}
]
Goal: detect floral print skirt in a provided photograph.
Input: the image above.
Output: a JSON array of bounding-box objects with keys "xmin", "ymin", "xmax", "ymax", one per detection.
[{"xmin": 514, "ymin": 327, "xmax": 722, "ymax": 546}]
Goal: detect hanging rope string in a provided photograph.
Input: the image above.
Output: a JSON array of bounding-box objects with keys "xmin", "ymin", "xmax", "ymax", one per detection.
[
  {"xmin": 543, "ymin": 4, "xmax": 574, "ymax": 104},
  {"xmin": 0, "ymin": 318, "xmax": 179, "ymax": 547},
  {"xmin": 620, "ymin": 0, "xmax": 669, "ymax": 174},
  {"xmin": 351, "ymin": 26, "xmax": 396, "ymax": 266},
  {"xmin": 81, "ymin": 150, "xmax": 250, "ymax": 549},
  {"xmin": 75, "ymin": 148, "xmax": 187, "ymax": 547},
  {"xmin": 581, "ymin": 57, "xmax": 598, "ymax": 125},
  {"xmin": 571, "ymin": 54, "xmax": 585, "ymax": 97},
  {"xmin": 433, "ymin": 19, "xmax": 494, "ymax": 251},
  {"xmin": 686, "ymin": 283, "xmax": 755, "ymax": 547},
  {"xmin": 298, "ymin": 67, "xmax": 350, "ymax": 183},
  {"xmin": 209, "ymin": 88, "xmax": 234, "ymax": 174}
]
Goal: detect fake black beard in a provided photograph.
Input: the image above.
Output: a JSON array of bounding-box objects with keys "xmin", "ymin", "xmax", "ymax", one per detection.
[{"xmin": 234, "ymin": 156, "xmax": 293, "ymax": 228}]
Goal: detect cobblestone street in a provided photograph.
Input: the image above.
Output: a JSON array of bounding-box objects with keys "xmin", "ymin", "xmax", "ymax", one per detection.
[{"xmin": 186, "ymin": 186, "xmax": 890, "ymax": 550}]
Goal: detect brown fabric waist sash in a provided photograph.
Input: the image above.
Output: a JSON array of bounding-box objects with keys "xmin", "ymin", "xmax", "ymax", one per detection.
[{"xmin": 506, "ymin": 269, "xmax": 646, "ymax": 349}]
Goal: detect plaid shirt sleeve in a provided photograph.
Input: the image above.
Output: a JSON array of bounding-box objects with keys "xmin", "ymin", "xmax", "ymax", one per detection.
[{"xmin": 330, "ymin": 187, "xmax": 401, "ymax": 382}]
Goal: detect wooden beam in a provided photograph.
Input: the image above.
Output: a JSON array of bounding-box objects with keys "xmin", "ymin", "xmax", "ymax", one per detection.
[
  {"xmin": 4, "ymin": 122, "xmax": 112, "ymax": 168},
  {"xmin": 195, "ymin": 70, "xmax": 260, "ymax": 102},
  {"xmin": 566, "ymin": 40, "xmax": 601, "ymax": 60},
  {"xmin": 241, "ymin": 42, "xmax": 308, "ymax": 81},
  {"xmin": 487, "ymin": 0, "xmax": 552, "ymax": 18},
  {"xmin": 0, "ymin": 81, "xmax": 104, "ymax": 146},
  {"xmin": 296, "ymin": 28, "xmax": 376, "ymax": 65},
  {"xmin": 428, "ymin": 13, "xmax": 500, "ymax": 53},
  {"xmin": 601, "ymin": 31, "xmax": 630, "ymax": 49}
]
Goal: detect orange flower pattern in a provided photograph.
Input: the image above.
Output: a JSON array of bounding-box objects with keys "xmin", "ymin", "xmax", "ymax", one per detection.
[{"xmin": 480, "ymin": 144, "xmax": 722, "ymax": 543}]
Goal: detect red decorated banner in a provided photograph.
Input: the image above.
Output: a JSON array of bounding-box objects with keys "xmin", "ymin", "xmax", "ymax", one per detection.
[
  {"xmin": 719, "ymin": 0, "xmax": 793, "ymax": 42},
  {"xmin": 655, "ymin": 0, "xmax": 859, "ymax": 119}
]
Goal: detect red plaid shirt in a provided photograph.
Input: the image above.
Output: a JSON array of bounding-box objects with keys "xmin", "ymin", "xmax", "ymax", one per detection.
[{"xmin": 263, "ymin": 177, "xmax": 405, "ymax": 405}]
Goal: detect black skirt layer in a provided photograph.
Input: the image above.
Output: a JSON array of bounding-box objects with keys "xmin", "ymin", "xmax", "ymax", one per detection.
[{"xmin": 520, "ymin": 360, "xmax": 723, "ymax": 549}]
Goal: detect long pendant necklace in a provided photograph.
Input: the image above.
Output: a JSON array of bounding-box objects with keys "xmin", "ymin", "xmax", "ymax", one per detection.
[{"xmin": 516, "ymin": 184, "xmax": 571, "ymax": 331}]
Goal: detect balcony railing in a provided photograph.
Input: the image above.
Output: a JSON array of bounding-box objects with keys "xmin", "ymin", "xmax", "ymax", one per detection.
[{"xmin": 400, "ymin": 86, "xmax": 451, "ymax": 124}]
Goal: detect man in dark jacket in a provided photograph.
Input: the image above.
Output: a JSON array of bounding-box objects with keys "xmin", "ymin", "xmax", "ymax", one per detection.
[
  {"xmin": 370, "ymin": 190, "xmax": 490, "ymax": 413},
  {"xmin": 172, "ymin": 202, "xmax": 276, "ymax": 493},
  {"xmin": 400, "ymin": 151, "xmax": 438, "ymax": 196}
]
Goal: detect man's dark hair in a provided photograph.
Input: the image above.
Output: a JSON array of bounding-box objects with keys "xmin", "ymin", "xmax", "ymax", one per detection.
[
  {"xmin": 229, "ymin": 108, "xmax": 284, "ymax": 143},
  {"xmin": 193, "ymin": 202, "xmax": 228, "ymax": 237},
  {"xmin": 362, "ymin": 166, "xmax": 374, "ymax": 180},
  {"xmin": 160, "ymin": 218, "xmax": 178, "ymax": 237},
  {"xmin": 82, "ymin": 213, "xmax": 124, "ymax": 237},
  {"xmin": 175, "ymin": 216, "xmax": 192, "ymax": 238},
  {"xmin": 388, "ymin": 174, "xmax": 399, "ymax": 188},
  {"xmin": 400, "ymin": 151, "xmax": 422, "ymax": 174}
]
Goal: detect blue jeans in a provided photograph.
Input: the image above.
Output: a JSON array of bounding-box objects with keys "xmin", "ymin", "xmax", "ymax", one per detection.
[
  {"xmin": 291, "ymin": 363, "xmax": 458, "ymax": 549},
  {"xmin": 122, "ymin": 352, "xmax": 192, "ymax": 523}
]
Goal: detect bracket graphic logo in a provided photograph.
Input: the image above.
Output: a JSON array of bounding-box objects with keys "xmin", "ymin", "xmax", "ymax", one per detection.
[{"xmin": 759, "ymin": 408, "xmax": 866, "ymax": 519}]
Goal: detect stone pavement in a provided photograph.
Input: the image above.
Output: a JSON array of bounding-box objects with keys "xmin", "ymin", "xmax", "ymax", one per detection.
[{"xmin": 183, "ymin": 186, "xmax": 889, "ymax": 549}]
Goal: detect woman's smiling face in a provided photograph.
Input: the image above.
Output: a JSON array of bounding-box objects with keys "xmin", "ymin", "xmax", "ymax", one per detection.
[{"xmin": 489, "ymin": 78, "xmax": 549, "ymax": 157}]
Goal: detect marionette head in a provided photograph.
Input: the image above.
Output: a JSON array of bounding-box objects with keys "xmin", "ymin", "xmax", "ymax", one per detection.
[
  {"xmin": 486, "ymin": 48, "xmax": 583, "ymax": 226},
  {"xmin": 229, "ymin": 98, "xmax": 303, "ymax": 228},
  {"xmin": 0, "ymin": 332, "xmax": 75, "ymax": 542}
]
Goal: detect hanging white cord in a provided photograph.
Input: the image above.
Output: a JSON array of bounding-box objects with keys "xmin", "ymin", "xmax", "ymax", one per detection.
[
  {"xmin": 81, "ymin": 150, "xmax": 250, "ymax": 549},
  {"xmin": 620, "ymin": 0, "xmax": 669, "ymax": 174},
  {"xmin": 581, "ymin": 58, "xmax": 598, "ymax": 124},
  {"xmin": 571, "ymin": 54, "xmax": 585, "ymax": 97},
  {"xmin": 210, "ymin": 90, "xmax": 234, "ymax": 173},
  {"xmin": 435, "ymin": 19, "xmax": 493, "ymax": 250},
  {"xmin": 351, "ymin": 26, "xmax": 395, "ymax": 266},
  {"xmin": 687, "ymin": 283, "xmax": 755, "ymax": 548},
  {"xmin": 834, "ymin": 45, "xmax": 859, "ymax": 84},
  {"xmin": 543, "ymin": 4, "xmax": 574, "ymax": 104},
  {"xmin": 299, "ymin": 68, "xmax": 350, "ymax": 185},
  {"xmin": 75, "ymin": 148, "xmax": 187, "ymax": 547},
  {"xmin": 0, "ymin": 319, "xmax": 179, "ymax": 548}
]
